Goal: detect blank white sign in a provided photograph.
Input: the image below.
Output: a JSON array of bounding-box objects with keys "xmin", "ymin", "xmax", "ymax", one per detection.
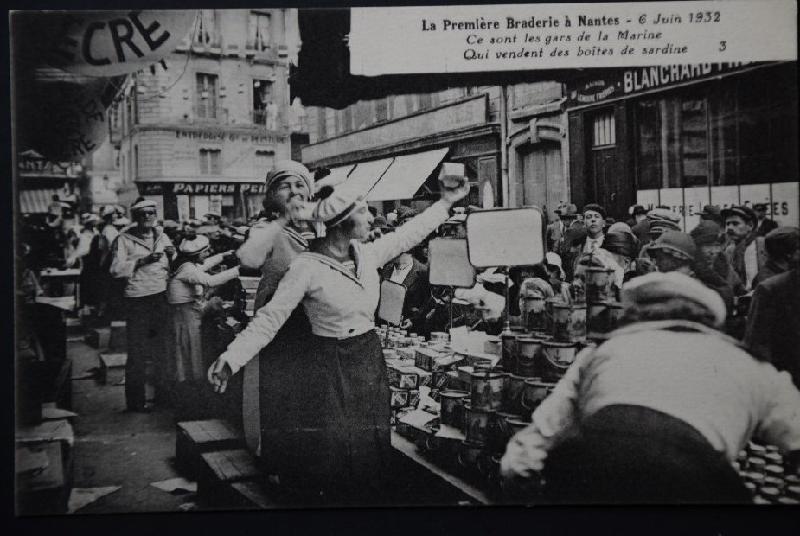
[
  {"xmin": 428, "ymin": 238, "xmax": 476, "ymax": 288},
  {"xmin": 378, "ymin": 279, "xmax": 407, "ymax": 326},
  {"xmin": 466, "ymin": 207, "xmax": 545, "ymax": 267}
]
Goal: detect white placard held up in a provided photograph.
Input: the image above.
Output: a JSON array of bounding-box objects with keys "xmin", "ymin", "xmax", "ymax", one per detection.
[
  {"xmin": 466, "ymin": 207, "xmax": 545, "ymax": 267},
  {"xmin": 428, "ymin": 238, "xmax": 477, "ymax": 288}
]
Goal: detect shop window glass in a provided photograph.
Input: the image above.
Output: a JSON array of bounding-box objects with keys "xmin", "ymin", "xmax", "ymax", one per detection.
[
  {"xmin": 199, "ymin": 149, "xmax": 221, "ymax": 175},
  {"xmin": 317, "ymin": 108, "xmax": 328, "ymax": 140},
  {"xmin": 635, "ymin": 66, "xmax": 798, "ymax": 190},
  {"xmin": 591, "ymin": 112, "xmax": 615, "ymax": 147}
]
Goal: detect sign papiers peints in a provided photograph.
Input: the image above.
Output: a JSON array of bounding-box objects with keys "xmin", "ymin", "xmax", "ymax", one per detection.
[{"xmin": 349, "ymin": 1, "xmax": 797, "ymax": 76}]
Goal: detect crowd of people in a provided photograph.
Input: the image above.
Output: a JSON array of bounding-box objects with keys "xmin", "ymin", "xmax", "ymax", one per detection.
[{"xmin": 16, "ymin": 159, "xmax": 800, "ymax": 506}]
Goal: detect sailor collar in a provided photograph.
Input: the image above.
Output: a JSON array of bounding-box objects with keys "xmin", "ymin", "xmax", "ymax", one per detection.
[
  {"xmin": 301, "ymin": 241, "xmax": 366, "ymax": 288},
  {"xmin": 122, "ymin": 228, "xmax": 164, "ymax": 250}
]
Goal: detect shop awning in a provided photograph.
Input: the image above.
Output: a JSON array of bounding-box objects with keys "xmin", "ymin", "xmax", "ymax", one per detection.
[
  {"xmin": 19, "ymin": 188, "xmax": 59, "ymax": 214},
  {"xmin": 315, "ymin": 164, "xmax": 355, "ymax": 190},
  {"xmin": 336, "ymin": 158, "xmax": 393, "ymax": 199},
  {"xmin": 366, "ymin": 148, "xmax": 449, "ymax": 202}
]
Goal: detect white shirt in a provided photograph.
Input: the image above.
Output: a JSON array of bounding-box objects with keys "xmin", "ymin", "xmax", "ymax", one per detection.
[
  {"xmin": 531, "ymin": 321, "xmax": 800, "ymax": 460},
  {"xmin": 219, "ymin": 200, "xmax": 450, "ymax": 375},
  {"xmin": 167, "ymin": 253, "xmax": 240, "ymax": 304},
  {"xmin": 389, "ymin": 261, "xmax": 414, "ymax": 285},
  {"xmin": 583, "ymin": 234, "xmax": 604, "ymax": 253}
]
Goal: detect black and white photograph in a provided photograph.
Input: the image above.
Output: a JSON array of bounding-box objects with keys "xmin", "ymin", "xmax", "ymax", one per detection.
[{"xmin": 10, "ymin": 0, "xmax": 800, "ymax": 519}]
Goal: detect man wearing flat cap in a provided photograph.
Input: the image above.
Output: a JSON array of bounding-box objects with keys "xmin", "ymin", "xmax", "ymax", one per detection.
[
  {"xmin": 722, "ymin": 205, "xmax": 767, "ymax": 291},
  {"xmin": 501, "ymin": 271, "xmax": 800, "ymax": 503},
  {"xmin": 109, "ymin": 198, "xmax": 175, "ymax": 412},
  {"xmin": 753, "ymin": 203, "xmax": 778, "ymax": 237},
  {"xmin": 690, "ymin": 220, "xmax": 744, "ymax": 320}
]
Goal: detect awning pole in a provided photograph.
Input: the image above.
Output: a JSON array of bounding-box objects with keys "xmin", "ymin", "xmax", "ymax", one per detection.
[{"xmin": 499, "ymin": 85, "xmax": 510, "ymax": 208}]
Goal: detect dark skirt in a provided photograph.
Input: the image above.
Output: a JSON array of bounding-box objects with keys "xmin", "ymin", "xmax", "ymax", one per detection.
[
  {"xmin": 259, "ymin": 324, "xmax": 391, "ymax": 507},
  {"xmin": 542, "ymin": 404, "xmax": 751, "ymax": 504}
]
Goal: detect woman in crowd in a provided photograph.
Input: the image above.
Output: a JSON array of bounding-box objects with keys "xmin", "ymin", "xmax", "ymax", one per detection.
[
  {"xmin": 208, "ymin": 175, "xmax": 469, "ymax": 506},
  {"xmin": 230, "ymin": 160, "xmax": 318, "ymax": 495},
  {"xmin": 166, "ymin": 235, "xmax": 239, "ymax": 419}
]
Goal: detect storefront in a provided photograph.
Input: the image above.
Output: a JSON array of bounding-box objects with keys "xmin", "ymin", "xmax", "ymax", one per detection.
[
  {"xmin": 566, "ymin": 61, "xmax": 798, "ymax": 229},
  {"xmin": 17, "ymin": 150, "xmax": 82, "ymax": 215},
  {"xmin": 137, "ymin": 180, "xmax": 268, "ymax": 222}
]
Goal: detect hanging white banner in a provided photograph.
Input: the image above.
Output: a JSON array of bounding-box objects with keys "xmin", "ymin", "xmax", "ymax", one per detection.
[
  {"xmin": 43, "ymin": 10, "xmax": 198, "ymax": 77},
  {"xmin": 350, "ymin": 1, "xmax": 797, "ymax": 76}
]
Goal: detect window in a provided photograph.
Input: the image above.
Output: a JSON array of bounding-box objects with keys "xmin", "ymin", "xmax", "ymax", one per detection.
[
  {"xmin": 196, "ymin": 73, "xmax": 219, "ymax": 119},
  {"xmin": 634, "ymin": 67, "xmax": 798, "ymax": 190},
  {"xmin": 194, "ymin": 10, "xmax": 219, "ymax": 47},
  {"xmin": 248, "ymin": 12, "xmax": 272, "ymax": 51},
  {"xmin": 199, "ymin": 149, "xmax": 221, "ymax": 175},
  {"xmin": 133, "ymin": 145, "xmax": 139, "ymax": 179},
  {"xmin": 591, "ymin": 111, "xmax": 616, "ymax": 147},
  {"xmin": 252, "ymin": 80, "xmax": 271, "ymax": 123}
]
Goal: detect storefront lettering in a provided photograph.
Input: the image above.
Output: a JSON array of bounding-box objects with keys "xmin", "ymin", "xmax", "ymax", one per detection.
[
  {"xmin": 175, "ymin": 130, "xmax": 287, "ymax": 145},
  {"xmin": 568, "ymin": 62, "xmax": 755, "ymax": 107}
]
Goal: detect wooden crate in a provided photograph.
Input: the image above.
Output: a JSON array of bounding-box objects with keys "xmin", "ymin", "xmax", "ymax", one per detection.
[
  {"xmin": 98, "ymin": 353, "xmax": 127, "ymax": 385},
  {"xmin": 228, "ymin": 481, "xmax": 275, "ymax": 510},
  {"xmin": 197, "ymin": 449, "xmax": 261, "ymax": 508},
  {"xmin": 15, "ymin": 442, "xmax": 69, "ymax": 515},
  {"xmin": 176, "ymin": 419, "xmax": 244, "ymax": 478},
  {"xmin": 85, "ymin": 327, "xmax": 111, "ymax": 349}
]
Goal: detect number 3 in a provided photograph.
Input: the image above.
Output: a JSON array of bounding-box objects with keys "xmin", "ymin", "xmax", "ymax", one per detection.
[{"xmin": 719, "ymin": 41, "xmax": 727, "ymax": 51}]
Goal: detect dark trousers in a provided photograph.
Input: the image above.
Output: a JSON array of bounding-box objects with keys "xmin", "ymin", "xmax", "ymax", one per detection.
[
  {"xmin": 543, "ymin": 405, "xmax": 751, "ymax": 504},
  {"xmin": 124, "ymin": 292, "xmax": 169, "ymax": 409}
]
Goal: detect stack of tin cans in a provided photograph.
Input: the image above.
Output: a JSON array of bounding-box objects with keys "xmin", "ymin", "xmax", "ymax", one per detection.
[{"xmin": 734, "ymin": 441, "xmax": 800, "ymax": 504}]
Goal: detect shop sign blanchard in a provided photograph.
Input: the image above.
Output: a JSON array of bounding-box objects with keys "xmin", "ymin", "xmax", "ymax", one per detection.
[{"xmin": 567, "ymin": 62, "xmax": 755, "ymax": 106}]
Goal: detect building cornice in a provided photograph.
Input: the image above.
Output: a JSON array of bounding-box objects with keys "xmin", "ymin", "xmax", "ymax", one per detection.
[{"xmin": 305, "ymin": 123, "xmax": 500, "ymax": 169}]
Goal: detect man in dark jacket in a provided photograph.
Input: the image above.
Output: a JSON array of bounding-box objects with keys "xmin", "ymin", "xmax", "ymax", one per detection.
[
  {"xmin": 752, "ymin": 227, "xmax": 800, "ymax": 286},
  {"xmin": 753, "ymin": 203, "xmax": 778, "ymax": 237},
  {"xmin": 690, "ymin": 220, "xmax": 744, "ymax": 317},
  {"xmin": 745, "ymin": 267, "xmax": 800, "ymax": 388}
]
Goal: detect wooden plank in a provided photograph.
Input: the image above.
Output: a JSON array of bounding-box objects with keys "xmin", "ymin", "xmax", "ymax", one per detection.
[
  {"xmin": 229, "ymin": 481, "xmax": 276, "ymax": 509},
  {"xmin": 200, "ymin": 449, "xmax": 260, "ymax": 482},
  {"xmin": 390, "ymin": 431, "xmax": 490, "ymax": 505}
]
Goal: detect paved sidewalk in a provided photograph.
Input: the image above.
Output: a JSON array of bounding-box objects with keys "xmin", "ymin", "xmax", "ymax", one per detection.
[{"xmin": 68, "ymin": 339, "xmax": 197, "ymax": 514}]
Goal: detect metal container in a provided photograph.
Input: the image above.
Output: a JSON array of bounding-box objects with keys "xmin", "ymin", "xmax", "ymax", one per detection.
[
  {"xmin": 470, "ymin": 369, "xmax": 505, "ymax": 411},
  {"xmin": 503, "ymin": 374, "xmax": 528, "ymax": 414},
  {"xmin": 501, "ymin": 330, "xmax": 519, "ymax": 373},
  {"xmin": 483, "ymin": 336, "xmax": 501, "ymax": 356},
  {"xmin": 540, "ymin": 340, "xmax": 579, "ymax": 382},
  {"xmin": 521, "ymin": 378, "xmax": 553, "ymax": 412},
  {"xmin": 585, "ymin": 267, "xmax": 616, "ymax": 302},
  {"xmin": 551, "ymin": 303, "xmax": 587, "ymax": 343},
  {"xmin": 515, "ymin": 336, "xmax": 545, "ymax": 378},
  {"xmin": 520, "ymin": 295, "xmax": 548, "ymax": 334},
  {"xmin": 587, "ymin": 301, "xmax": 623, "ymax": 338},
  {"xmin": 439, "ymin": 390, "xmax": 469, "ymax": 428},
  {"xmin": 463, "ymin": 403, "xmax": 494, "ymax": 445},
  {"xmin": 492, "ymin": 411, "xmax": 524, "ymax": 449}
]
